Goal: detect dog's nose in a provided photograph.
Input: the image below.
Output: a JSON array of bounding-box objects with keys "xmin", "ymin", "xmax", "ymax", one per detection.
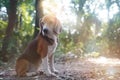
[{"xmin": 43, "ymin": 28, "xmax": 48, "ymax": 34}]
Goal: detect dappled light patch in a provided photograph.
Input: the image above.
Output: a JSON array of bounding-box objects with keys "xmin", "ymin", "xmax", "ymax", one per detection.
[
  {"xmin": 86, "ymin": 57, "xmax": 120, "ymax": 80},
  {"xmin": 88, "ymin": 56, "xmax": 120, "ymax": 65}
]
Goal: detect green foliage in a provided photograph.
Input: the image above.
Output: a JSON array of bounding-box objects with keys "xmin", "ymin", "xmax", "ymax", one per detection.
[
  {"xmin": 0, "ymin": 0, "xmax": 34, "ymax": 55},
  {"xmin": 0, "ymin": 20, "xmax": 7, "ymax": 50},
  {"xmin": 12, "ymin": 1, "xmax": 34, "ymax": 54},
  {"xmin": 104, "ymin": 12, "xmax": 120, "ymax": 57},
  {"xmin": 0, "ymin": 0, "xmax": 9, "ymax": 8},
  {"xmin": 108, "ymin": 13, "xmax": 120, "ymax": 42}
]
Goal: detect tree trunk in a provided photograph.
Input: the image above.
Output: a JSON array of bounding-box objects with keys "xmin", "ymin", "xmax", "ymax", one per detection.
[
  {"xmin": 33, "ymin": 0, "xmax": 44, "ymax": 38},
  {"xmin": 76, "ymin": 0, "xmax": 86, "ymax": 27},
  {"xmin": 1, "ymin": 0, "xmax": 17, "ymax": 62}
]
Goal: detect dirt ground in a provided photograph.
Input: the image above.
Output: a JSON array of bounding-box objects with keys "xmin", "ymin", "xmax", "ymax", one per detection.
[{"xmin": 0, "ymin": 57, "xmax": 120, "ymax": 80}]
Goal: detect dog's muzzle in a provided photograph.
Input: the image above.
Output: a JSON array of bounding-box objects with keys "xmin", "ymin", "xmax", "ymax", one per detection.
[{"xmin": 40, "ymin": 22, "xmax": 54, "ymax": 45}]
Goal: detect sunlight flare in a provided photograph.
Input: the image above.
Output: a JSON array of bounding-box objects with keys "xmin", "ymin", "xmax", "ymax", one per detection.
[
  {"xmin": 88, "ymin": 57, "xmax": 120, "ymax": 65},
  {"xmin": 42, "ymin": 0, "xmax": 76, "ymax": 27}
]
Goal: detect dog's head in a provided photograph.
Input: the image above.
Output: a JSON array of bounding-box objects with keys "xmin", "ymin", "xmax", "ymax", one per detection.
[{"xmin": 39, "ymin": 15, "xmax": 62, "ymax": 40}]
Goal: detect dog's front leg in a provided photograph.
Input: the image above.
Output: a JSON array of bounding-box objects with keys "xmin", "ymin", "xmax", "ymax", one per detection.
[
  {"xmin": 49, "ymin": 54, "xmax": 58, "ymax": 74},
  {"xmin": 42, "ymin": 55, "xmax": 56, "ymax": 76}
]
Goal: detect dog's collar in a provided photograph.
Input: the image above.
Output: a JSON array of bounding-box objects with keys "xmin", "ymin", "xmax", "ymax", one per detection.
[
  {"xmin": 44, "ymin": 36, "xmax": 54, "ymax": 45},
  {"xmin": 40, "ymin": 34, "xmax": 54, "ymax": 45}
]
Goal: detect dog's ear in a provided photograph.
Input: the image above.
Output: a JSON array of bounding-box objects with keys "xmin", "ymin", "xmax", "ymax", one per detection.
[
  {"xmin": 55, "ymin": 20, "xmax": 62, "ymax": 34},
  {"xmin": 39, "ymin": 18, "xmax": 42, "ymax": 28},
  {"xmin": 59, "ymin": 26, "xmax": 62, "ymax": 33},
  {"xmin": 54, "ymin": 25, "xmax": 62, "ymax": 35},
  {"xmin": 39, "ymin": 18, "xmax": 44, "ymax": 34}
]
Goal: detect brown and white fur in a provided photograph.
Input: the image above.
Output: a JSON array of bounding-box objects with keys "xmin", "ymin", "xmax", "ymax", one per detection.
[
  {"xmin": 40, "ymin": 15, "xmax": 62, "ymax": 76},
  {"xmin": 15, "ymin": 14, "xmax": 62, "ymax": 77}
]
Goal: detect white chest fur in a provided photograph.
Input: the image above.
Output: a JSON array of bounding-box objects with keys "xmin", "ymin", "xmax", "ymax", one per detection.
[
  {"xmin": 40, "ymin": 36, "xmax": 58, "ymax": 74},
  {"xmin": 48, "ymin": 40, "xmax": 57, "ymax": 56}
]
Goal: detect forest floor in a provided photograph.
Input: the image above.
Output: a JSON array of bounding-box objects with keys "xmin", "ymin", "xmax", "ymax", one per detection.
[{"xmin": 0, "ymin": 56, "xmax": 120, "ymax": 80}]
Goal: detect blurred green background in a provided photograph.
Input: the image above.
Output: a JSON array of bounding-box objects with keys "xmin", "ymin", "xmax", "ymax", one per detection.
[{"xmin": 0, "ymin": 0, "xmax": 120, "ymax": 63}]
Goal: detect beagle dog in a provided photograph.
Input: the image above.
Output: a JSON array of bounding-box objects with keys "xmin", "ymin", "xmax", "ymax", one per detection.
[{"xmin": 15, "ymin": 14, "xmax": 62, "ymax": 77}]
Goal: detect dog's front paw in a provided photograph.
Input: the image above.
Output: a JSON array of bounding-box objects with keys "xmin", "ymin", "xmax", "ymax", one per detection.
[
  {"xmin": 50, "ymin": 72, "xmax": 57, "ymax": 77},
  {"xmin": 51, "ymin": 67, "xmax": 58, "ymax": 74},
  {"xmin": 44, "ymin": 69, "xmax": 55, "ymax": 76},
  {"xmin": 52, "ymin": 69, "xmax": 58, "ymax": 74},
  {"xmin": 45, "ymin": 70, "xmax": 57, "ymax": 77}
]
